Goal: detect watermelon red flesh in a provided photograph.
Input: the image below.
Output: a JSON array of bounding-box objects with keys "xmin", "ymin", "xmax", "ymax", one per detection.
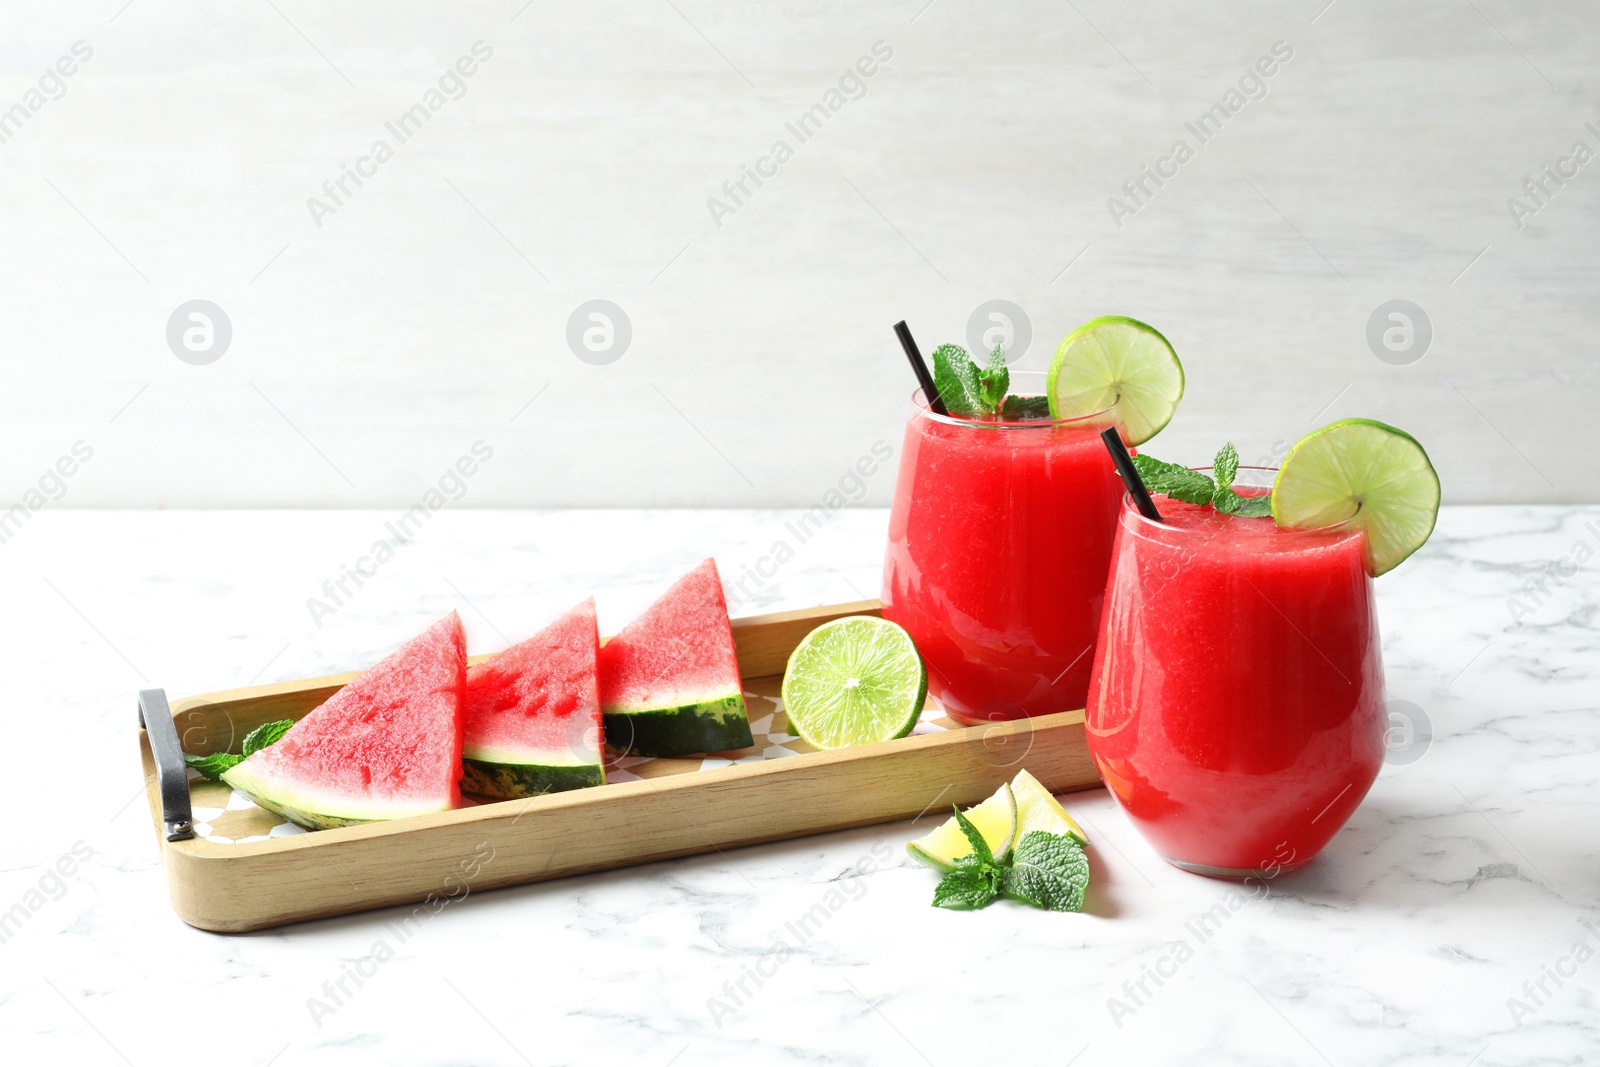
[
  {"xmin": 223, "ymin": 613, "xmax": 467, "ymax": 828},
  {"xmin": 461, "ymin": 598, "xmax": 605, "ymax": 798},
  {"xmin": 598, "ymin": 559, "xmax": 752, "ymax": 756}
]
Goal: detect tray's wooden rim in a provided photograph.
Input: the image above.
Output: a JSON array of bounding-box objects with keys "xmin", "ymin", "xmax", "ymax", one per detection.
[{"xmin": 140, "ymin": 598, "xmax": 1084, "ymax": 862}]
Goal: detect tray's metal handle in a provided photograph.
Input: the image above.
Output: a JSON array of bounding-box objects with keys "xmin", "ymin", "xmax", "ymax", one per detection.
[{"xmin": 138, "ymin": 689, "xmax": 195, "ymax": 842}]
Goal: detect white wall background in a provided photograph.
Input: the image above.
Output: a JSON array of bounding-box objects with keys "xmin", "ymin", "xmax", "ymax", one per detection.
[{"xmin": 1, "ymin": 0, "xmax": 1595, "ymax": 509}]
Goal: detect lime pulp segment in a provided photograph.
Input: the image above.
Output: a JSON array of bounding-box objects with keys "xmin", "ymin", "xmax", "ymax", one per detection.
[
  {"xmin": 780, "ymin": 616, "xmax": 928, "ymax": 750},
  {"xmin": 1046, "ymin": 316, "xmax": 1184, "ymax": 445},
  {"xmin": 1272, "ymin": 417, "xmax": 1440, "ymax": 576}
]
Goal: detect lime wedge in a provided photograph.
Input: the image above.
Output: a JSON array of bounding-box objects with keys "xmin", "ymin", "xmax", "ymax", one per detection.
[
  {"xmin": 1272, "ymin": 417, "xmax": 1441, "ymax": 576},
  {"xmin": 1047, "ymin": 316, "xmax": 1184, "ymax": 445},
  {"xmin": 907, "ymin": 783, "xmax": 1018, "ymax": 871},
  {"xmin": 906, "ymin": 770, "xmax": 1086, "ymax": 872},
  {"xmin": 1010, "ymin": 769, "xmax": 1087, "ymax": 843},
  {"xmin": 781, "ymin": 616, "xmax": 927, "ymax": 751}
]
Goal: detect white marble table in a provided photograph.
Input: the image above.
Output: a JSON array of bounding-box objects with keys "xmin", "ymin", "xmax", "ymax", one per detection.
[{"xmin": 1, "ymin": 507, "xmax": 1594, "ymax": 1066}]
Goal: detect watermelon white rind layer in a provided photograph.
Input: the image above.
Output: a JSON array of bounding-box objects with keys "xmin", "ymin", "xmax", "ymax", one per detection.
[
  {"xmin": 221, "ymin": 760, "xmax": 452, "ymax": 830},
  {"xmin": 462, "ymin": 742, "xmax": 599, "ymax": 767},
  {"xmin": 460, "ymin": 745, "xmax": 605, "ymax": 799},
  {"xmin": 603, "ymin": 692, "xmax": 753, "ymax": 757}
]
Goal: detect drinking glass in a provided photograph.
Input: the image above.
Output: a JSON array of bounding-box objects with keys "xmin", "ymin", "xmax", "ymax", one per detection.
[
  {"xmin": 881, "ymin": 373, "xmax": 1123, "ymax": 724},
  {"xmin": 1085, "ymin": 467, "xmax": 1386, "ymax": 875}
]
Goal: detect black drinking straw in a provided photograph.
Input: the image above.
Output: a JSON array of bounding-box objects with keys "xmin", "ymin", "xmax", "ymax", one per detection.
[
  {"xmin": 892, "ymin": 320, "xmax": 947, "ymax": 416},
  {"xmin": 1099, "ymin": 426, "xmax": 1164, "ymax": 523}
]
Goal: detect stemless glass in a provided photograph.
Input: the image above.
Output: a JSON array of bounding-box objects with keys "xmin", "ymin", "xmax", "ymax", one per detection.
[
  {"xmin": 881, "ymin": 373, "xmax": 1123, "ymax": 724},
  {"xmin": 1084, "ymin": 467, "xmax": 1386, "ymax": 876}
]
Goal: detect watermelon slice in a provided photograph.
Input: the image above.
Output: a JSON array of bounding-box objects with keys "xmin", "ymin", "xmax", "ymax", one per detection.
[
  {"xmin": 598, "ymin": 559, "xmax": 753, "ymax": 757},
  {"xmin": 460, "ymin": 598, "xmax": 606, "ymax": 799},
  {"xmin": 222, "ymin": 613, "xmax": 467, "ymax": 829}
]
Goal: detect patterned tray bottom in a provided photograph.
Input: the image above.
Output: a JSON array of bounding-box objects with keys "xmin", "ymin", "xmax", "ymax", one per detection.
[{"xmin": 190, "ymin": 674, "xmax": 959, "ymax": 844}]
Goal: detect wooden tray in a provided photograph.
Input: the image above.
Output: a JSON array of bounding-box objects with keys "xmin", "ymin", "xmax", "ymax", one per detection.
[{"xmin": 139, "ymin": 600, "xmax": 1098, "ymax": 932}]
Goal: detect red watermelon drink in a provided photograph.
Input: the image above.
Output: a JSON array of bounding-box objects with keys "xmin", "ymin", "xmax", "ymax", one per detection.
[
  {"xmin": 881, "ymin": 383, "xmax": 1122, "ymax": 723},
  {"xmin": 1087, "ymin": 424, "xmax": 1439, "ymax": 876},
  {"xmin": 1087, "ymin": 481, "xmax": 1383, "ymax": 874},
  {"xmin": 880, "ymin": 319, "xmax": 1185, "ymax": 724}
]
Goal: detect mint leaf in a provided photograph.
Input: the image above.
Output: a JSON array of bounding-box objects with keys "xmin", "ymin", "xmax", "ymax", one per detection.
[
  {"xmin": 1001, "ymin": 831, "xmax": 1090, "ymax": 912},
  {"xmin": 933, "ymin": 866, "xmax": 1001, "ymax": 910},
  {"xmin": 1209, "ymin": 442, "xmax": 1274, "ymax": 516},
  {"xmin": 1214, "ymin": 488, "xmax": 1274, "ymax": 518},
  {"xmin": 1213, "ymin": 442, "xmax": 1239, "ymax": 495},
  {"xmin": 186, "ymin": 719, "xmax": 294, "ymax": 781},
  {"xmin": 931, "ymin": 344, "xmax": 986, "ymax": 417},
  {"xmin": 1211, "ymin": 488, "xmax": 1243, "ymax": 514},
  {"xmin": 184, "ymin": 752, "xmax": 242, "ymax": 781},
  {"xmin": 1000, "ymin": 395, "xmax": 1052, "ymax": 420},
  {"xmin": 977, "ymin": 345, "xmax": 1009, "ymax": 414},
  {"xmin": 243, "ymin": 719, "xmax": 294, "ymax": 756},
  {"xmin": 1136, "ymin": 444, "xmax": 1276, "ymax": 519},
  {"xmin": 932, "ymin": 342, "xmax": 1055, "ymax": 420},
  {"xmin": 950, "ymin": 804, "xmax": 996, "ymax": 869},
  {"xmin": 1235, "ymin": 494, "xmax": 1274, "ymax": 517},
  {"xmin": 1131, "ymin": 454, "xmax": 1216, "ymax": 505}
]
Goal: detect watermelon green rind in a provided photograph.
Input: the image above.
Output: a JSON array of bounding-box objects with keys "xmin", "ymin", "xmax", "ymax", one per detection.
[
  {"xmin": 460, "ymin": 755, "xmax": 604, "ymax": 799},
  {"xmin": 603, "ymin": 693, "xmax": 754, "ymax": 757}
]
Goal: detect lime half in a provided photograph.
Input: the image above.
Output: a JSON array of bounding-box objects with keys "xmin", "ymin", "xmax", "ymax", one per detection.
[
  {"xmin": 1273, "ymin": 418, "xmax": 1441, "ymax": 576},
  {"xmin": 907, "ymin": 783, "xmax": 1018, "ymax": 871},
  {"xmin": 1047, "ymin": 316, "xmax": 1184, "ymax": 444},
  {"xmin": 1010, "ymin": 769, "xmax": 1087, "ymax": 843},
  {"xmin": 781, "ymin": 616, "xmax": 927, "ymax": 751}
]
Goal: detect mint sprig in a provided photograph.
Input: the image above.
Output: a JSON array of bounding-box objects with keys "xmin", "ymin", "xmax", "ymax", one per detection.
[
  {"xmin": 977, "ymin": 345, "xmax": 1008, "ymax": 413},
  {"xmin": 184, "ymin": 718, "xmax": 295, "ymax": 781},
  {"xmin": 1000, "ymin": 395, "xmax": 1051, "ymax": 419},
  {"xmin": 243, "ymin": 719, "xmax": 294, "ymax": 755},
  {"xmin": 953, "ymin": 804, "xmax": 997, "ymax": 866},
  {"xmin": 931, "ymin": 344, "xmax": 986, "ymax": 418},
  {"xmin": 930, "ymin": 806, "xmax": 1091, "ymax": 913},
  {"xmin": 1212, "ymin": 486, "xmax": 1272, "ymax": 517},
  {"xmin": 1213, "ymin": 440, "xmax": 1239, "ymax": 492},
  {"xmin": 1131, "ymin": 442, "xmax": 1274, "ymax": 518},
  {"xmin": 1002, "ymin": 831, "xmax": 1091, "ymax": 912},
  {"xmin": 183, "ymin": 752, "xmax": 245, "ymax": 781},
  {"xmin": 1129, "ymin": 456, "xmax": 1215, "ymax": 505},
  {"xmin": 932, "ymin": 806, "xmax": 1004, "ymax": 909},
  {"xmin": 930, "ymin": 343, "xmax": 1047, "ymax": 420},
  {"xmin": 933, "ymin": 859, "xmax": 1004, "ymax": 909}
]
